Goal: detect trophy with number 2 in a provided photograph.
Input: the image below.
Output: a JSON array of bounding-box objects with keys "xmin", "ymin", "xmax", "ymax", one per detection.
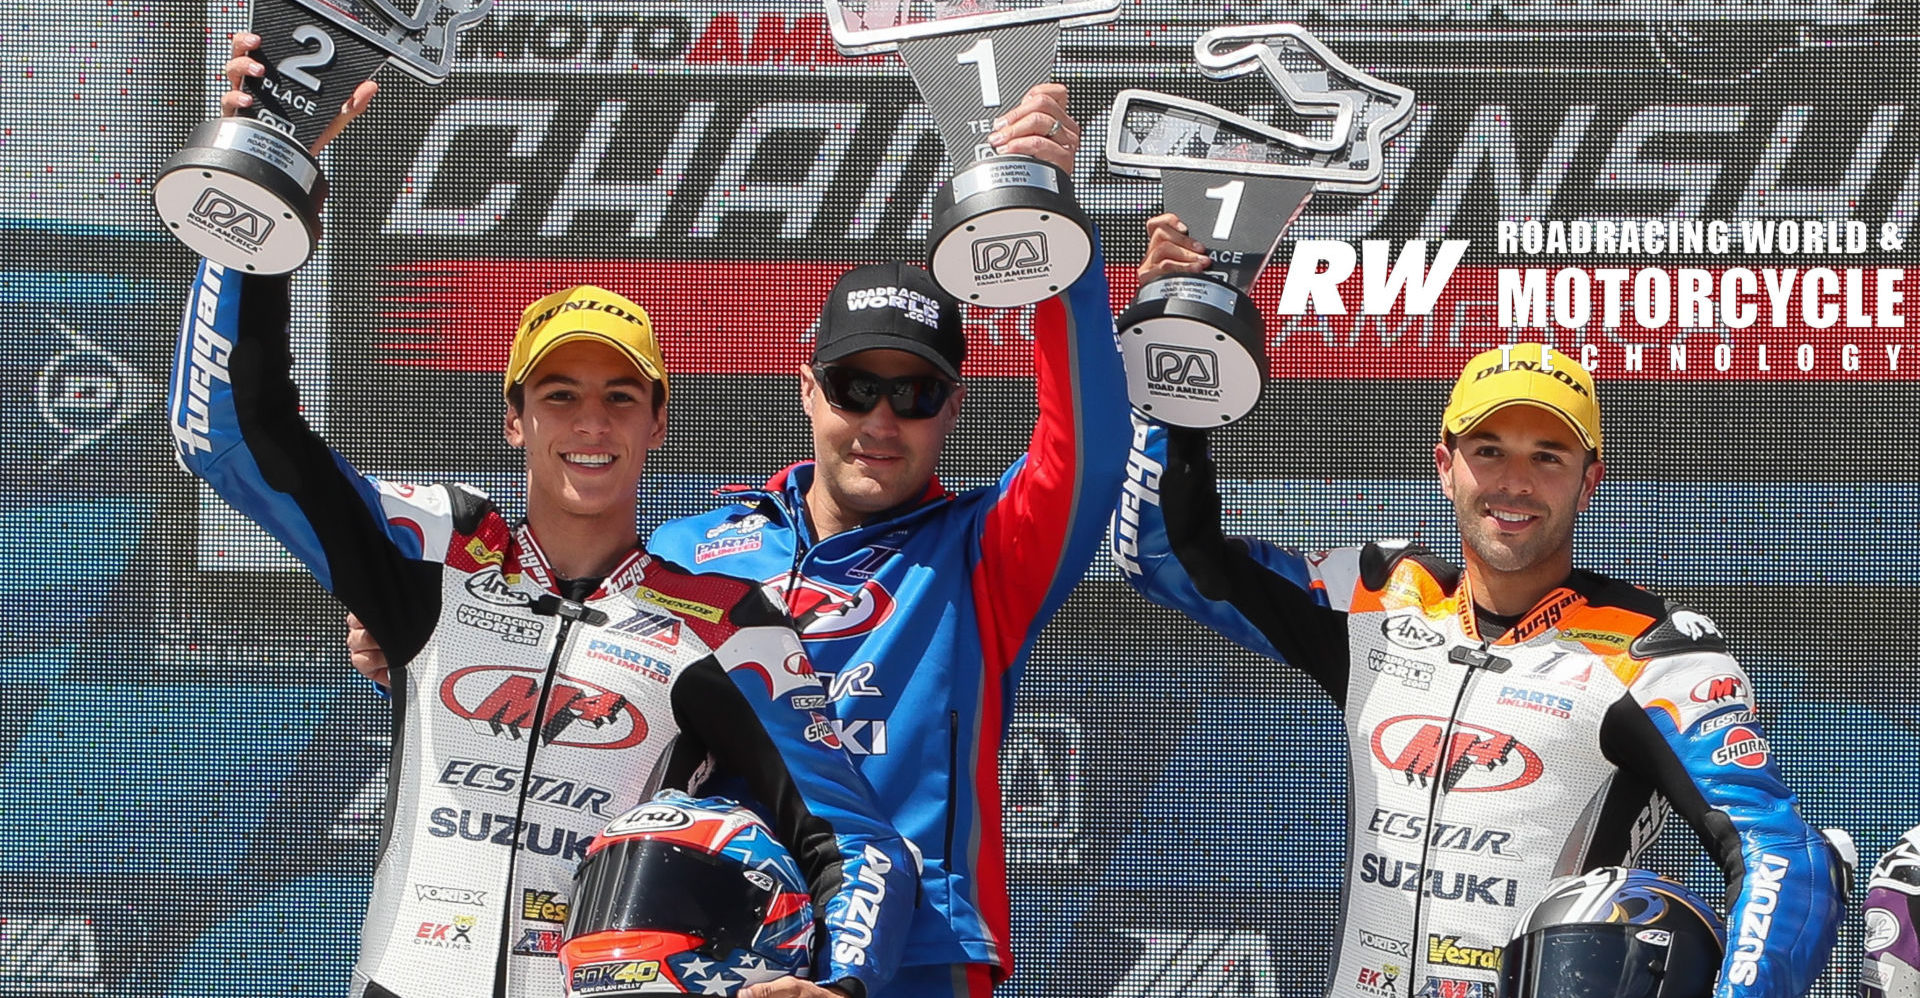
[{"xmin": 153, "ymin": 0, "xmax": 492, "ymax": 275}]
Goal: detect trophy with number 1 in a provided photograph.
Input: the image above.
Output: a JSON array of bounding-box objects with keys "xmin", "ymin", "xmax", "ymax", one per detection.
[
  {"xmin": 153, "ymin": 0, "xmax": 492, "ymax": 274},
  {"xmin": 1107, "ymin": 24, "xmax": 1415, "ymax": 426},
  {"xmin": 825, "ymin": 0, "xmax": 1120, "ymax": 307}
]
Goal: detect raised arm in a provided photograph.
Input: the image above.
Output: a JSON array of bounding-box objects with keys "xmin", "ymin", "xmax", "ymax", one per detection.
[
  {"xmin": 969, "ymin": 84, "xmax": 1129, "ymax": 687},
  {"xmin": 1110, "ymin": 413, "xmax": 1353, "ymax": 701},
  {"xmin": 169, "ymin": 258, "xmax": 446, "ymax": 663}
]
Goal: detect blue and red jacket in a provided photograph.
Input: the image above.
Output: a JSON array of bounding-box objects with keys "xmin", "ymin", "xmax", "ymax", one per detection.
[{"xmin": 648, "ymin": 244, "xmax": 1125, "ymax": 974}]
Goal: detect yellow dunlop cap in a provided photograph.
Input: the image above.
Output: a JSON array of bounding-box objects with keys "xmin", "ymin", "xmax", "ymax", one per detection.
[
  {"xmin": 1442, "ymin": 343, "xmax": 1601, "ymax": 456},
  {"xmin": 503, "ymin": 285, "xmax": 667, "ymax": 399}
]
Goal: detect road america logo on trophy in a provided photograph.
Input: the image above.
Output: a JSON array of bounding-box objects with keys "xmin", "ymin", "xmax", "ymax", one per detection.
[
  {"xmin": 1106, "ymin": 24, "xmax": 1415, "ymax": 426},
  {"xmin": 823, "ymin": 0, "xmax": 1121, "ymax": 307},
  {"xmin": 151, "ymin": 0, "xmax": 493, "ymax": 274}
]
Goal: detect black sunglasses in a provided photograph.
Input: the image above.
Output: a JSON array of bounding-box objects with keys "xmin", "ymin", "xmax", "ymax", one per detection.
[{"xmin": 812, "ymin": 364, "xmax": 959, "ymax": 420}]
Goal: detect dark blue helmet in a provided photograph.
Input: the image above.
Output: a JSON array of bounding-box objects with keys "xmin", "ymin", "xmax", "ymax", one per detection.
[{"xmin": 1499, "ymin": 868, "xmax": 1726, "ymax": 998}]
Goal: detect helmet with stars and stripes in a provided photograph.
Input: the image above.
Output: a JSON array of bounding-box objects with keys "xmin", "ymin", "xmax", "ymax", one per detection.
[{"xmin": 561, "ymin": 791, "xmax": 816, "ymax": 996}]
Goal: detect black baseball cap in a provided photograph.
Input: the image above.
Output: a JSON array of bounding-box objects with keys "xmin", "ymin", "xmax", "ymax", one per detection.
[{"xmin": 813, "ymin": 263, "xmax": 965, "ymax": 381}]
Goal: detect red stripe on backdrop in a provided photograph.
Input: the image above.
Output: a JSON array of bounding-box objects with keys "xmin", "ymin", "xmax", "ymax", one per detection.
[{"xmin": 375, "ymin": 260, "xmax": 1920, "ymax": 380}]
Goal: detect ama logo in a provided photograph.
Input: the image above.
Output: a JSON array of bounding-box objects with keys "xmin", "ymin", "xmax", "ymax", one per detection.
[{"xmin": 1418, "ymin": 979, "xmax": 1489, "ymax": 998}]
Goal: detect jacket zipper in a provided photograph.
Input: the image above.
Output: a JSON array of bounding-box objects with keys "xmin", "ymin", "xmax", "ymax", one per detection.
[
  {"xmin": 945, "ymin": 710, "xmax": 961, "ymax": 862},
  {"xmin": 492, "ymin": 594, "xmax": 603, "ymax": 998},
  {"xmin": 1406, "ymin": 639, "xmax": 1491, "ymax": 986}
]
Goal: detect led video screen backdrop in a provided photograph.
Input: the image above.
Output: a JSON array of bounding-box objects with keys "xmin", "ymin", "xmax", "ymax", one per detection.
[{"xmin": 2, "ymin": 0, "xmax": 1915, "ymax": 994}]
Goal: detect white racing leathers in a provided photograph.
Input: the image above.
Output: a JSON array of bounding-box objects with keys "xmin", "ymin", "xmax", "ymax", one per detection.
[
  {"xmin": 168, "ymin": 260, "xmax": 915, "ymax": 998},
  {"xmin": 1110, "ymin": 417, "xmax": 1843, "ymax": 998}
]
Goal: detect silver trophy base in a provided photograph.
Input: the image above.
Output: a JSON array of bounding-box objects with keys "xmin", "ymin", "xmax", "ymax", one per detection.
[
  {"xmin": 928, "ymin": 155, "xmax": 1092, "ymax": 309},
  {"xmin": 1119, "ymin": 275, "xmax": 1267, "ymax": 427},
  {"xmin": 153, "ymin": 118, "xmax": 326, "ymax": 275}
]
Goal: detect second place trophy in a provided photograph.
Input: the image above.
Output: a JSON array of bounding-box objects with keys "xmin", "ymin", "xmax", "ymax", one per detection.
[{"xmin": 152, "ymin": 0, "xmax": 492, "ymax": 274}]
